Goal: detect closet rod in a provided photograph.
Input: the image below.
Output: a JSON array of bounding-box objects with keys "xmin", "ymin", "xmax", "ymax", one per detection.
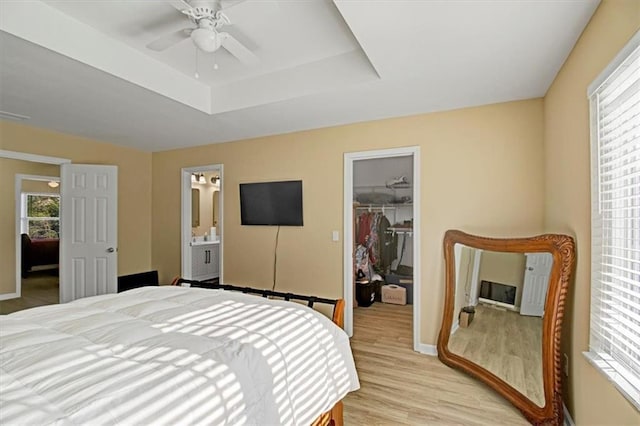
[{"xmin": 354, "ymin": 206, "xmax": 397, "ymax": 210}]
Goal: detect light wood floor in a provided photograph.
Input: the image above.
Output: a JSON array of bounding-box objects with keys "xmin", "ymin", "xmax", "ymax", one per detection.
[
  {"xmin": 448, "ymin": 305, "xmax": 544, "ymax": 407},
  {"xmin": 343, "ymin": 302, "xmax": 528, "ymax": 425},
  {"xmin": 0, "ymin": 269, "xmax": 59, "ymax": 315}
]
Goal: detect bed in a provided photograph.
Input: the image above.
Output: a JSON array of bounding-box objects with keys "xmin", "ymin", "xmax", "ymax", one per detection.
[
  {"xmin": 20, "ymin": 233, "xmax": 59, "ymax": 277},
  {"xmin": 0, "ymin": 284, "xmax": 359, "ymax": 425}
]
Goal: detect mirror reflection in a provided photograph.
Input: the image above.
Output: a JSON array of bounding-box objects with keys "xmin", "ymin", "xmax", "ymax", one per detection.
[
  {"xmin": 191, "ymin": 188, "xmax": 200, "ymax": 227},
  {"xmin": 213, "ymin": 190, "xmax": 219, "ymax": 227},
  {"xmin": 448, "ymin": 244, "xmax": 553, "ymax": 407}
]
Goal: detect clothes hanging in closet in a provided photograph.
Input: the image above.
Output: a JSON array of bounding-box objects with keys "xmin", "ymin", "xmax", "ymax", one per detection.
[
  {"xmin": 378, "ymin": 215, "xmax": 397, "ymax": 272},
  {"xmin": 355, "ymin": 211, "xmax": 397, "ymax": 274}
]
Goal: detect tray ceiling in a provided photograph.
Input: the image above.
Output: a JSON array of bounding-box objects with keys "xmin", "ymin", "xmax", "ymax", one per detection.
[{"xmin": 0, "ymin": 0, "xmax": 600, "ymax": 151}]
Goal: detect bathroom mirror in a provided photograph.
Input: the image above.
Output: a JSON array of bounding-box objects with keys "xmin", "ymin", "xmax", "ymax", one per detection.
[
  {"xmin": 212, "ymin": 190, "xmax": 219, "ymax": 227},
  {"xmin": 437, "ymin": 230, "xmax": 575, "ymax": 425},
  {"xmin": 191, "ymin": 188, "xmax": 200, "ymax": 228}
]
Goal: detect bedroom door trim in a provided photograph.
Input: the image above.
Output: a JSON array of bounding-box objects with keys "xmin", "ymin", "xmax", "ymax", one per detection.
[
  {"xmin": 343, "ymin": 146, "xmax": 421, "ymax": 352},
  {"xmin": 1, "ymin": 150, "xmax": 70, "ymax": 301},
  {"xmin": 0, "ymin": 150, "xmax": 70, "ymax": 166},
  {"xmin": 181, "ymin": 164, "xmax": 224, "ymax": 282}
]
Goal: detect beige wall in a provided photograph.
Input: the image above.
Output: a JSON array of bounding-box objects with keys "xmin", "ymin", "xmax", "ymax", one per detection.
[
  {"xmin": 152, "ymin": 98, "xmax": 545, "ymax": 344},
  {"xmin": 478, "ymin": 251, "xmax": 526, "ymax": 307},
  {"xmin": 0, "ymin": 121, "xmax": 153, "ymax": 293},
  {"xmin": 0, "ymin": 159, "xmax": 60, "ymax": 294},
  {"xmin": 543, "ymin": 0, "xmax": 639, "ymax": 423}
]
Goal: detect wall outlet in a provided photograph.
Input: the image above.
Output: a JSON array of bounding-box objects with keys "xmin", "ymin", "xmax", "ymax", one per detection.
[{"xmin": 563, "ymin": 353, "xmax": 569, "ymax": 377}]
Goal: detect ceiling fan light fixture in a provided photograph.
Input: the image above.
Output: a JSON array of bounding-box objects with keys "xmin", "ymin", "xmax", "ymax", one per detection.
[{"xmin": 191, "ymin": 28, "xmax": 222, "ymax": 53}]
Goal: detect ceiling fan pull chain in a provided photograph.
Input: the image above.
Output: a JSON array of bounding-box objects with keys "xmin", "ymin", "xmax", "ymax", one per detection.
[{"xmin": 195, "ymin": 46, "xmax": 200, "ymax": 78}]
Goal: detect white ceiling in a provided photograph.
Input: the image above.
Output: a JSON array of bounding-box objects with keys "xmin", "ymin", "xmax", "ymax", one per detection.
[{"xmin": 0, "ymin": 0, "xmax": 600, "ymax": 152}]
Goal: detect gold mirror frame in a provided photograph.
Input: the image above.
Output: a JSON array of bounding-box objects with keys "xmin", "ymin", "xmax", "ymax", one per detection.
[{"xmin": 437, "ymin": 230, "xmax": 575, "ymax": 425}]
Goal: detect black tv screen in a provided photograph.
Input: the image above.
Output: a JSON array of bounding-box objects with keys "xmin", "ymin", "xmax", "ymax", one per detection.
[
  {"xmin": 240, "ymin": 180, "xmax": 303, "ymax": 226},
  {"xmin": 479, "ymin": 280, "xmax": 516, "ymax": 305}
]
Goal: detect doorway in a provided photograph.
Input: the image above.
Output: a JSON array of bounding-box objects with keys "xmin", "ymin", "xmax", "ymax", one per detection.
[
  {"xmin": 0, "ymin": 150, "xmax": 69, "ymax": 314},
  {"xmin": 343, "ymin": 147, "xmax": 422, "ymax": 352},
  {"xmin": 1, "ymin": 151, "xmax": 118, "ymax": 309},
  {"xmin": 1, "ymin": 174, "xmax": 61, "ymax": 314},
  {"xmin": 181, "ymin": 164, "xmax": 224, "ymax": 283}
]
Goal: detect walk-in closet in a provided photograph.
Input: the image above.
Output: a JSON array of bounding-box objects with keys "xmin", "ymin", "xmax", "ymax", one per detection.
[{"xmin": 352, "ymin": 155, "xmax": 415, "ymax": 340}]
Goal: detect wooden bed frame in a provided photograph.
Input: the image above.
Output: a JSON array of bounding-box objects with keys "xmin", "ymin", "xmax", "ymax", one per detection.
[{"xmin": 171, "ymin": 278, "xmax": 346, "ymax": 426}]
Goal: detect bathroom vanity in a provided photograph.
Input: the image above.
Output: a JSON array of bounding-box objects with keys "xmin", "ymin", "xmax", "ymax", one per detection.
[{"xmin": 190, "ymin": 240, "xmax": 219, "ymax": 281}]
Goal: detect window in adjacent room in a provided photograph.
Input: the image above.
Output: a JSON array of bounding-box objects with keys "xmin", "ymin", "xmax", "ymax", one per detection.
[
  {"xmin": 21, "ymin": 193, "xmax": 60, "ymax": 239},
  {"xmin": 585, "ymin": 31, "xmax": 640, "ymax": 410}
]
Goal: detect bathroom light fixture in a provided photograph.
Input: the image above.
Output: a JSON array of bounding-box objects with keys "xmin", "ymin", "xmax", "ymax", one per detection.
[
  {"xmin": 211, "ymin": 175, "xmax": 220, "ymax": 185},
  {"xmin": 47, "ymin": 181, "xmax": 59, "ymax": 188},
  {"xmin": 191, "ymin": 173, "xmax": 206, "ymax": 184}
]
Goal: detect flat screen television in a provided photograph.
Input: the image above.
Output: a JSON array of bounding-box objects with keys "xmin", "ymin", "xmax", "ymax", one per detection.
[
  {"xmin": 479, "ymin": 280, "xmax": 516, "ymax": 306},
  {"xmin": 240, "ymin": 180, "xmax": 303, "ymax": 226}
]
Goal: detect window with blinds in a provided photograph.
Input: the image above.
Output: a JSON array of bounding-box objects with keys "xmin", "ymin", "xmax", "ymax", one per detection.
[{"xmin": 585, "ymin": 31, "xmax": 640, "ymax": 410}]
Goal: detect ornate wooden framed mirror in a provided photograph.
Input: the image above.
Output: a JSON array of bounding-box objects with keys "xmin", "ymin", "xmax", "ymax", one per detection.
[{"xmin": 437, "ymin": 230, "xmax": 575, "ymax": 425}]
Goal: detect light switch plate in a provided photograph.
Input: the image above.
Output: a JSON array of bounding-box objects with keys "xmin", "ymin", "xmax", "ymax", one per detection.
[{"xmin": 332, "ymin": 231, "xmax": 340, "ymax": 242}]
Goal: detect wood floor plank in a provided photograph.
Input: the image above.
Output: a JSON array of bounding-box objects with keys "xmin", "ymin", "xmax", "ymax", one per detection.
[
  {"xmin": 344, "ymin": 302, "xmax": 528, "ymax": 425},
  {"xmin": 0, "ymin": 269, "xmax": 58, "ymax": 315},
  {"xmin": 448, "ymin": 305, "xmax": 544, "ymax": 407}
]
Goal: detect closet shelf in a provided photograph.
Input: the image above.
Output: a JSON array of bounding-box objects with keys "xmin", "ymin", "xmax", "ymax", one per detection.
[
  {"xmin": 354, "ymin": 184, "xmax": 412, "ymax": 190},
  {"xmin": 389, "ymin": 227, "xmax": 413, "ymax": 234},
  {"xmin": 354, "ymin": 203, "xmax": 412, "ymax": 209}
]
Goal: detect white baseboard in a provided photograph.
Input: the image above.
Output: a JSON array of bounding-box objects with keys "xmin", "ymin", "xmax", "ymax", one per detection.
[
  {"xmin": 563, "ymin": 403, "xmax": 574, "ymax": 426},
  {"xmin": 416, "ymin": 343, "xmax": 438, "ymax": 356},
  {"xmin": 451, "ymin": 321, "xmax": 459, "ymax": 335},
  {"xmin": 0, "ymin": 292, "xmax": 19, "ymax": 301}
]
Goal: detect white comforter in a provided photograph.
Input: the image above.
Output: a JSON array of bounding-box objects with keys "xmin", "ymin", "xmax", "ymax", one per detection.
[{"xmin": 0, "ymin": 286, "xmax": 359, "ymax": 426}]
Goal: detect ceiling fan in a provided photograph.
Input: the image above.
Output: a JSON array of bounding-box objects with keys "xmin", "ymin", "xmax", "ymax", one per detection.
[{"xmin": 146, "ymin": 0, "xmax": 258, "ymax": 65}]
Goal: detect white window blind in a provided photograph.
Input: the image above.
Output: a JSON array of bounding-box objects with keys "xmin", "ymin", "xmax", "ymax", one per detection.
[{"xmin": 585, "ymin": 31, "xmax": 640, "ymax": 411}]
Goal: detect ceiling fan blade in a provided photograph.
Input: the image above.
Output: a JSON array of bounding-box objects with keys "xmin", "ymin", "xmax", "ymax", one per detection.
[
  {"xmin": 223, "ymin": 25, "xmax": 257, "ymax": 51},
  {"xmin": 167, "ymin": 0, "xmax": 191, "ymax": 11},
  {"xmin": 220, "ymin": 33, "xmax": 258, "ymax": 65},
  {"xmin": 147, "ymin": 28, "xmax": 192, "ymax": 51}
]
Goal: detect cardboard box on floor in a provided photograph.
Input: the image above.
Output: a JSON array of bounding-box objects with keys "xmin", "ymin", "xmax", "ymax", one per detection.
[
  {"xmin": 381, "ymin": 284, "xmax": 406, "ymax": 305},
  {"xmin": 460, "ymin": 310, "xmax": 475, "ymax": 327}
]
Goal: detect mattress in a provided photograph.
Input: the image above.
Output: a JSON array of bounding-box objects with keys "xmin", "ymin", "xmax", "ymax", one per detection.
[{"xmin": 0, "ymin": 286, "xmax": 359, "ymax": 425}]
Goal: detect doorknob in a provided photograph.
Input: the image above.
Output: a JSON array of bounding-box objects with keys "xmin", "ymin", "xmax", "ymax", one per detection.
[
  {"xmin": 527, "ymin": 266, "xmax": 534, "ymax": 271},
  {"xmin": 107, "ymin": 247, "xmax": 116, "ymax": 253}
]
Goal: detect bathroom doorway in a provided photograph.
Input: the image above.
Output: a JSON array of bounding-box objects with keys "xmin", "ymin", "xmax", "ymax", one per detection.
[{"xmin": 181, "ymin": 164, "xmax": 223, "ymax": 284}]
